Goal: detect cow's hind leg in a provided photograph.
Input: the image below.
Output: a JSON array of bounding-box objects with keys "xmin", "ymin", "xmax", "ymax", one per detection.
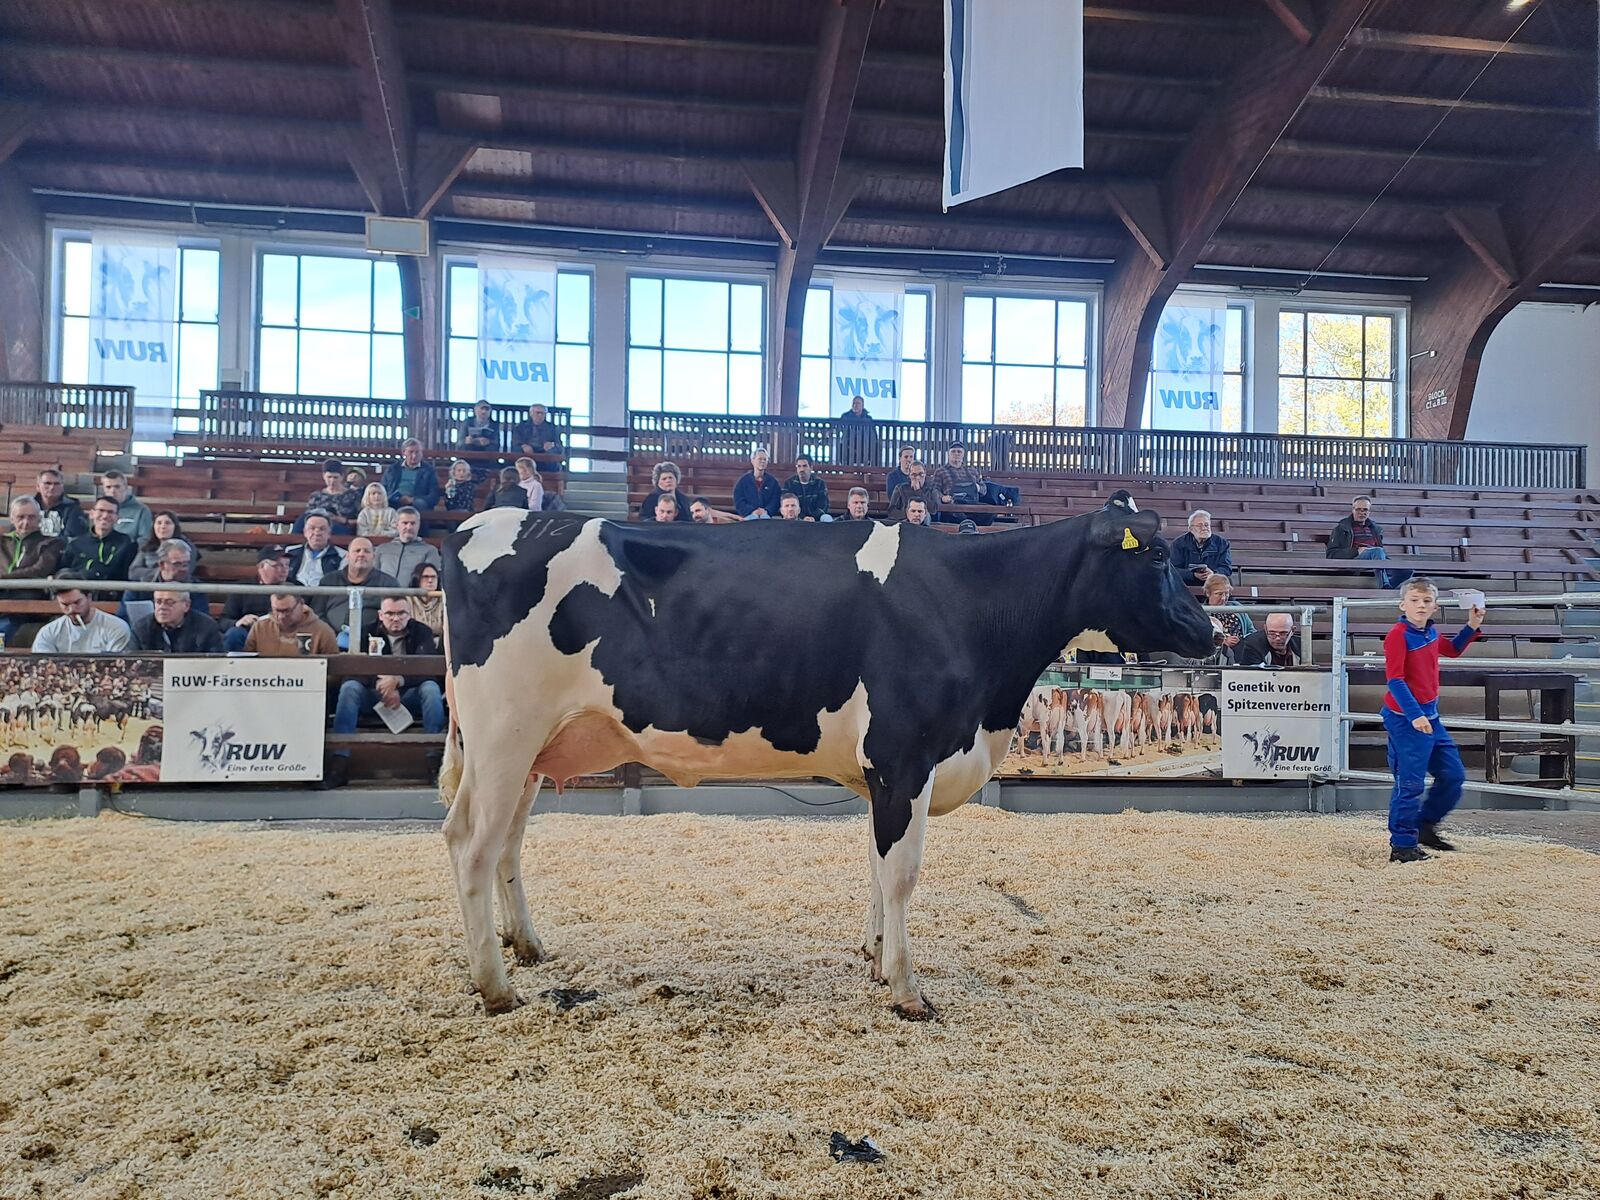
[
  {"xmin": 442, "ymin": 747, "xmax": 536, "ymax": 1015},
  {"xmin": 496, "ymin": 773, "xmax": 546, "ymax": 966},
  {"xmin": 867, "ymin": 767, "xmax": 936, "ymax": 1020},
  {"xmin": 859, "ymin": 808, "xmax": 884, "ymax": 982}
]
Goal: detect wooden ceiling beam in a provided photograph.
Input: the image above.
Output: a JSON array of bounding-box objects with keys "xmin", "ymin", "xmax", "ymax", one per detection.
[
  {"xmin": 1309, "ymin": 85, "xmax": 1592, "ymax": 119},
  {"xmin": 1104, "ymin": 183, "xmax": 1171, "ymax": 269},
  {"xmin": 1099, "ymin": 0, "xmax": 1372, "ymax": 429},
  {"xmin": 0, "ymin": 100, "xmax": 42, "ymax": 166},
  {"xmin": 1444, "ymin": 206, "xmax": 1518, "ymax": 288},
  {"xmin": 764, "ymin": 0, "xmax": 878, "ymax": 419},
  {"xmin": 1410, "ymin": 142, "xmax": 1600, "ymax": 439},
  {"xmin": 335, "ymin": 0, "xmax": 415, "ymax": 216},
  {"xmin": 1349, "ymin": 28, "xmax": 1587, "ymax": 61},
  {"xmin": 1273, "ymin": 139, "xmax": 1539, "ymax": 169},
  {"xmin": 1257, "ymin": 0, "xmax": 1317, "ymax": 45},
  {"xmin": 0, "ymin": 39, "xmax": 351, "ymax": 84}
]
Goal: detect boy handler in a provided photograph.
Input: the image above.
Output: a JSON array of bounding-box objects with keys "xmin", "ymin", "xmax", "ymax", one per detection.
[{"xmin": 1382, "ymin": 577, "xmax": 1485, "ymax": 862}]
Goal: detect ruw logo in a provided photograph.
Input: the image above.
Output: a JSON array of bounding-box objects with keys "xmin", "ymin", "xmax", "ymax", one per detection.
[
  {"xmin": 481, "ymin": 359, "xmax": 550, "ymax": 383},
  {"xmin": 1158, "ymin": 388, "xmax": 1218, "ymax": 411},
  {"xmin": 835, "ymin": 377, "xmax": 897, "ymax": 399},
  {"xmin": 94, "ymin": 339, "xmax": 168, "ymax": 363}
]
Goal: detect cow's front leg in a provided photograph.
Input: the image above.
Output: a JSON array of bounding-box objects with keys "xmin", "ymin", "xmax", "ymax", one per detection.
[
  {"xmin": 859, "ymin": 809, "xmax": 884, "ymax": 982},
  {"xmin": 868, "ymin": 767, "xmax": 936, "ymax": 1021},
  {"xmin": 496, "ymin": 774, "xmax": 546, "ymax": 966}
]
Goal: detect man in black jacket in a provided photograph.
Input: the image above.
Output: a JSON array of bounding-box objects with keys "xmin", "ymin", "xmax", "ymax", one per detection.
[
  {"xmin": 314, "ymin": 537, "xmax": 398, "ymax": 644},
  {"xmin": 34, "ymin": 468, "xmax": 89, "ymax": 541},
  {"xmin": 132, "ymin": 590, "xmax": 224, "ymax": 654},
  {"xmin": 1326, "ymin": 496, "xmax": 1409, "ymax": 589},
  {"xmin": 783, "ymin": 454, "xmax": 832, "ymax": 521},
  {"xmin": 223, "ymin": 547, "xmax": 289, "ymax": 651},
  {"xmin": 64, "ymin": 497, "xmax": 136, "ymax": 582}
]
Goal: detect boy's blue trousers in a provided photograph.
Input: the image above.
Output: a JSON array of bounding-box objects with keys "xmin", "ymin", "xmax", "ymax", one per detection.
[{"xmin": 1382, "ymin": 707, "xmax": 1465, "ymax": 849}]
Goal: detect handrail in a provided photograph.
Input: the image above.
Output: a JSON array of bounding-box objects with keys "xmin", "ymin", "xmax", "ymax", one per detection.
[
  {"xmin": 0, "ymin": 382, "xmax": 134, "ymax": 445},
  {"xmin": 628, "ymin": 411, "xmax": 1586, "ymax": 489}
]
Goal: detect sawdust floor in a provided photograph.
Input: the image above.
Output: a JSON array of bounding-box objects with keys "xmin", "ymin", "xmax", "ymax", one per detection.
[{"xmin": 2, "ymin": 809, "xmax": 1598, "ymax": 1200}]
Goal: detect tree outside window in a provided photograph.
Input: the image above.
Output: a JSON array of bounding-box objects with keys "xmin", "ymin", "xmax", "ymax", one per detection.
[{"xmin": 1278, "ymin": 309, "xmax": 1398, "ymax": 437}]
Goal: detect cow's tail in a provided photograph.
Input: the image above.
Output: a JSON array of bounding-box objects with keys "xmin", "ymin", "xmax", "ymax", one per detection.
[{"xmin": 437, "ymin": 593, "xmax": 464, "ymax": 809}]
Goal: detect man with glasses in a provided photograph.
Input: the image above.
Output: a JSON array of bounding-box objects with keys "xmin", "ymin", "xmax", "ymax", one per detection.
[
  {"xmin": 64, "ymin": 497, "xmax": 137, "ymax": 582},
  {"xmin": 131, "ymin": 589, "xmax": 224, "ymax": 654},
  {"xmin": 887, "ymin": 462, "xmax": 941, "ymax": 524},
  {"xmin": 1327, "ymin": 496, "xmax": 1411, "ymax": 589},
  {"xmin": 121, "ymin": 538, "xmax": 212, "ymax": 619}
]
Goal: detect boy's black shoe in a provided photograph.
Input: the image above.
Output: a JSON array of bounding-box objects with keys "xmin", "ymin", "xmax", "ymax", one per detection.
[
  {"xmin": 1389, "ymin": 845, "xmax": 1432, "ymax": 863},
  {"xmin": 1418, "ymin": 824, "xmax": 1456, "ymax": 852}
]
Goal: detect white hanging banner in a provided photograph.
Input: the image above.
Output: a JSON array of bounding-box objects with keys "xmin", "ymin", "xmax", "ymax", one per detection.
[
  {"xmin": 476, "ymin": 255, "xmax": 558, "ymax": 406},
  {"xmin": 1150, "ymin": 299, "xmax": 1229, "ymax": 432},
  {"xmin": 89, "ymin": 230, "xmax": 178, "ymax": 444},
  {"xmin": 943, "ymin": 0, "xmax": 1084, "ymax": 207},
  {"xmin": 829, "ymin": 277, "xmax": 904, "ymax": 418}
]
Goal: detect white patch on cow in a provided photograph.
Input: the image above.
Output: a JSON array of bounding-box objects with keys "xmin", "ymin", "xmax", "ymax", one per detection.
[
  {"xmin": 1065, "ymin": 628, "xmax": 1119, "ymax": 654},
  {"xmin": 927, "ymin": 726, "xmax": 1014, "ymax": 817},
  {"xmin": 1126, "ymin": 497, "xmax": 1138, "ymax": 513},
  {"xmin": 456, "ymin": 507, "xmax": 531, "ymax": 574},
  {"xmin": 855, "ymin": 522, "xmax": 901, "ymax": 584},
  {"xmin": 647, "ymin": 597, "xmax": 657, "ymax": 618}
]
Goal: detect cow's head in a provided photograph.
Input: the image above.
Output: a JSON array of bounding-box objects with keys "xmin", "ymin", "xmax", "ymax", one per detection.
[{"xmin": 1070, "ymin": 503, "xmax": 1218, "ymax": 659}]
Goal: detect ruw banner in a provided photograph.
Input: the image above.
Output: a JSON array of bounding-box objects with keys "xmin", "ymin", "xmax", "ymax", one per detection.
[
  {"xmin": 943, "ymin": 0, "xmax": 1083, "ymax": 207},
  {"xmin": 1150, "ymin": 298, "xmax": 1229, "ymax": 432},
  {"xmin": 477, "ymin": 255, "xmax": 557, "ymax": 406},
  {"xmin": 830, "ymin": 278, "xmax": 904, "ymax": 418},
  {"xmin": 90, "ymin": 230, "xmax": 178, "ymax": 444}
]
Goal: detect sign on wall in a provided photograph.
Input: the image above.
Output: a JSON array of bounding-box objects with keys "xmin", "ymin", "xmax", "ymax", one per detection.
[
  {"xmin": 1220, "ymin": 671, "xmax": 1337, "ymax": 779},
  {"xmin": 476, "ymin": 255, "xmax": 558, "ymax": 407},
  {"xmin": 830, "ymin": 277, "xmax": 904, "ymax": 418},
  {"xmin": 90, "ymin": 230, "xmax": 179, "ymax": 444},
  {"xmin": 0, "ymin": 656, "xmax": 327, "ymax": 786},
  {"xmin": 1150, "ymin": 299, "xmax": 1228, "ymax": 432}
]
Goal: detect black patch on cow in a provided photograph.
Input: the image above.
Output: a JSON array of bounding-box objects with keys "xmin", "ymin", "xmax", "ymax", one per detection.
[{"xmin": 865, "ymin": 767, "xmax": 915, "ymax": 859}]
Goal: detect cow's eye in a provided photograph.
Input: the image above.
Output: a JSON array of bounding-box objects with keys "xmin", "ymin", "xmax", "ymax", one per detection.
[{"xmin": 1150, "ymin": 545, "xmax": 1167, "ymax": 563}]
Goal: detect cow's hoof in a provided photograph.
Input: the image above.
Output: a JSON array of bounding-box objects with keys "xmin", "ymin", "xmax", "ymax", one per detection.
[
  {"xmin": 891, "ymin": 996, "xmax": 939, "ymax": 1022},
  {"xmin": 482, "ymin": 990, "xmax": 526, "ymax": 1016},
  {"xmin": 512, "ymin": 941, "xmax": 547, "ymax": 967}
]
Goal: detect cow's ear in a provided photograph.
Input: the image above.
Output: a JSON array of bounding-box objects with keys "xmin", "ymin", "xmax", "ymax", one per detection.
[{"xmin": 1091, "ymin": 508, "xmax": 1162, "ymax": 550}]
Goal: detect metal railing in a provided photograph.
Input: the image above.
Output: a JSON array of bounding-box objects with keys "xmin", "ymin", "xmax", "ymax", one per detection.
[
  {"xmin": 0, "ymin": 382, "xmax": 134, "ymax": 440},
  {"xmin": 195, "ymin": 391, "xmax": 571, "ymax": 457},
  {"xmin": 629, "ymin": 412, "xmax": 1587, "ymax": 489},
  {"xmin": 1330, "ymin": 592, "xmax": 1600, "ymax": 805}
]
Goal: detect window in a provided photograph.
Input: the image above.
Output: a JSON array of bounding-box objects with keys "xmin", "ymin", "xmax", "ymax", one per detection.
[
  {"xmin": 627, "ymin": 275, "xmax": 764, "ymax": 414},
  {"xmin": 443, "ymin": 260, "xmax": 594, "ymax": 429},
  {"xmin": 961, "ymin": 293, "xmax": 1090, "ymax": 426},
  {"xmin": 1142, "ymin": 303, "xmax": 1247, "ymax": 432},
  {"xmin": 1278, "ymin": 309, "xmax": 1398, "ymax": 437},
  {"xmin": 54, "ymin": 235, "xmax": 220, "ymax": 440},
  {"xmin": 799, "ymin": 285, "xmax": 931, "ymax": 420},
  {"xmin": 257, "ymin": 252, "xmax": 404, "ymax": 399}
]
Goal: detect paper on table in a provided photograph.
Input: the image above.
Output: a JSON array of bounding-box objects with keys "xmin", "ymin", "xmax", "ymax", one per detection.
[{"xmin": 374, "ymin": 700, "xmax": 414, "ymax": 733}]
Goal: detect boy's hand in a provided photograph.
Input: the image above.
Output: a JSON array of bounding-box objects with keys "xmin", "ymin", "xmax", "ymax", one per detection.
[
  {"xmin": 1412, "ymin": 715, "xmax": 1433, "ymax": 734},
  {"xmin": 1467, "ymin": 605, "xmax": 1485, "ymax": 630}
]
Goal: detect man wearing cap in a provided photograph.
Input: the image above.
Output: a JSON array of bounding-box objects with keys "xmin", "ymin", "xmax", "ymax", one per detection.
[{"xmin": 222, "ymin": 546, "xmax": 290, "ymax": 652}]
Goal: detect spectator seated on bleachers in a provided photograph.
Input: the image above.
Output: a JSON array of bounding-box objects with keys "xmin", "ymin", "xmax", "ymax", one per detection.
[
  {"xmin": 131, "ymin": 589, "xmax": 224, "ymax": 654},
  {"xmin": 356, "ymin": 482, "xmax": 399, "ymax": 539},
  {"xmin": 0, "ymin": 496, "xmax": 64, "ymax": 644},
  {"xmin": 515, "ymin": 458, "xmax": 545, "ymax": 511},
  {"xmin": 1327, "ymin": 496, "xmax": 1412, "ymax": 590},
  {"xmin": 903, "ymin": 498, "xmax": 932, "ymax": 527},
  {"xmin": 288, "ymin": 514, "xmax": 345, "ymax": 589},
  {"xmin": 458, "ymin": 400, "xmax": 501, "ymax": 456},
  {"xmin": 512, "ymin": 402, "xmax": 564, "ymax": 464},
  {"xmin": 120, "ymin": 538, "xmax": 212, "ymax": 621},
  {"xmin": 64, "ymin": 497, "xmax": 137, "ymax": 582},
  {"xmin": 1168, "ymin": 510, "xmax": 1233, "ymax": 587},
  {"xmin": 245, "ymin": 593, "xmax": 338, "ymax": 657},
  {"xmin": 689, "ymin": 496, "xmax": 716, "ymax": 524},
  {"xmin": 1203, "ymin": 573, "xmax": 1254, "ymax": 655},
  {"xmin": 931, "ymin": 442, "xmax": 1017, "ymax": 522},
  {"xmin": 886, "ymin": 463, "xmax": 941, "ymax": 524},
  {"xmin": 443, "ymin": 459, "xmax": 479, "ymax": 512},
  {"xmin": 1236, "ymin": 612, "xmax": 1301, "ymax": 667},
  {"xmin": 734, "ymin": 448, "xmax": 782, "ymax": 519},
  {"xmin": 836, "ymin": 396, "xmax": 878, "ymax": 465},
  {"xmin": 784, "ymin": 455, "xmax": 832, "ymax": 521},
  {"xmin": 223, "ymin": 546, "xmax": 289, "ymax": 652},
  {"xmin": 33, "ymin": 468, "xmax": 88, "ymax": 541},
  {"xmin": 487, "ymin": 467, "xmax": 527, "ymax": 510},
  {"xmin": 300, "ymin": 458, "xmax": 362, "ymax": 533},
  {"xmin": 31, "ymin": 572, "xmax": 132, "ymax": 655},
  {"xmin": 374, "ymin": 508, "xmax": 441, "ymax": 581},
  {"xmin": 840, "ymin": 487, "xmax": 872, "ymax": 521},
  {"xmin": 316, "ymin": 537, "xmax": 399, "ymax": 648},
  {"xmin": 652, "ymin": 494, "xmax": 684, "ymax": 522},
  {"xmin": 381, "ymin": 438, "xmax": 442, "ymax": 512},
  {"xmin": 639, "ymin": 461, "xmax": 692, "ymax": 522},
  {"xmin": 129, "ymin": 511, "xmax": 201, "ymax": 582},
  {"xmin": 100, "ymin": 469, "xmax": 153, "ymax": 544},
  {"xmin": 777, "ymin": 494, "xmax": 805, "ymax": 521},
  {"xmin": 886, "ymin": 444, "xmax": 917, "ymax": 497},
  {"xmin": 408, "ymin": 562, "xmax": 444, "ymax": 640}
]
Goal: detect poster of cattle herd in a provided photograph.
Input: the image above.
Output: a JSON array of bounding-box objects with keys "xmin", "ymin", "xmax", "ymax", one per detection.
[
  {"xmin": 1002, "ymin": 665, "xmax": 1224, "ymax": 778},
  {"xmin": 0, "ymin": 657, "xmax": 164, "ymax": 785}
]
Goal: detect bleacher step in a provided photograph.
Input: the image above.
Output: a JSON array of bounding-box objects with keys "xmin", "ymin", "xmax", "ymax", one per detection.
[{"xmin": 560, "ymin": 473, "xmax": 630, "ymax": 519}]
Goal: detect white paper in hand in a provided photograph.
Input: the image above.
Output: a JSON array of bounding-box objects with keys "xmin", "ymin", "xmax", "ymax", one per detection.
[
  {"xmin": 1451, "ymin": 589, "xmax": 1486, "ymax": 611},
  {"xmin": 374, "ymin": 700, "xmax": 414, "ymax": 734}
]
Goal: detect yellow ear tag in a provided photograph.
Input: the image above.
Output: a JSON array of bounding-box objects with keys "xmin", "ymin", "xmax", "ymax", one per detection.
[{"xmin": 1121, "ymin": 527, "xmax": 1140, "ymax": 551}]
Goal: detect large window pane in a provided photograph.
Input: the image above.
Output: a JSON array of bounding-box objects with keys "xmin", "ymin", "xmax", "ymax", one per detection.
[
  {"xmin": 730, "ymin": 284, "xmax": 763, "ymax": 353},
  {"xmin": 558, "ymin": 272, "xmax": 591, "ymax": 344},
  {"xmin": 258, "ymin": 327, "xmax": 299, "ymax": 393},
  {"xmin": 1306, "ymin": 311, "xmax": 1363, "ymax": 379},
  {"xmin": 1364, "ymin": 383, "xmax": 1394, "ymax": 438},
  {"xmin": 447, "ymin": 335, "xmax": 477, "ymax": 404},
  {"xmin": 1279, "ymin": 307, "xmax": 1399, "ymax": 438},
  {"xmin": 1055, "ymin": 369, "xmax": 1088, "ymax": 427},
  {"xmin": 372, "ymin": 262, "xmax": 403, "ymax": 334},
  {"xmin": 1278, "ymin": 312, "xmax": 1304, "ymax": 374},
  {"xmin": 555, "ymin": 344, "xmax": 591, "ymax": 417},
  {"xmin": 963, "ymin": 296, "xmax": 993, "ymax": 361},
  {"xmin": 371, "ymin": 333, "xmax": 406, "ymax": 400},
  {"xmin": 300, "ymin": 257, "xmax": 372, "ymax": 332},
  {"xmin": 994, "ymin": 297, "xmax": 1054, "ymax": 364},
  {"xmin": 802, "ymin": 287, "xmax": 831, "ymax": 358},
  {"xmin": 1364, "ymin": 315, "xmax": 1392, "ymax": 379},
  {"xmin": 729, "ymin": 354, "xmax": 763, "ymax": 415},
  {"xmin": 628, "ymin": 348, "xmax": 663, "ymax": 412},
  {"xmin": 629, "ymin": 277, "xmax": 663, "ymax": 348},
  {"xmin": 961, "ymin": 364, "xmax": 993, "ymax": 424},
  {"xmin": 799, "ymin": 356, "xmax": 831, "ymax": 418},
  {"xmin": 1143, "ymin": 300, "xmax": 1248, "ymax": 431},
  {"xmin": 260, "ymin": 254, "xmax": 299, "ymax": 327},
  {"xmin": 1307, "ymin": 379, "xmax": 1363, "ymax": 436},
  {"xmin": 1278, "ymin": 378, "xmax": 1306, "ymax": 434},
  {"xmin": 448, "ymin": 265, "xmax": 478, "ymax": 338},
  {"xmin": 663, "ymin": 279, "xmax": 730, "ymax": 352},
  {"xmin": 964, "ymin": 292, "xmax": 1093, "ymax": 429},
  {"xmin": 1056, "ymin": 302, "xmax": 1087, "ymax": 367},
  {"xmin": 62, "ymin": 241, "xmax": 91, "ymax": 317},
  {"xmin": 995, "ymin": 365, "xmax": 1054, "ymax": 425},
  {"xmin": 177, "ymin": 323, "xmax": 218, "ymax": 402},
  {"xmin": 663, "ymin": 349, "xmax": 729, "ymax": 413},
  {"xmin": 180, "ymin": 249, "xmax": 219, "ymax": 323},
  {"xmin": 299, "ymin": 329, "xmax": 371, "ymax": 396}
]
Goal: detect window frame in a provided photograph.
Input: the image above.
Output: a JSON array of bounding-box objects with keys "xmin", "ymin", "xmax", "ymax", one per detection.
[
  {"xmin": 957, "ymin": 286, "xmax": 1098, "ymax": 428},
  {"xmin": 624, "ymin": 270, "xmax": 769, "ymax": 416},
  {"xmin": 1276, "ymin": 301, "xmax": 1406, "ymax": 440}
]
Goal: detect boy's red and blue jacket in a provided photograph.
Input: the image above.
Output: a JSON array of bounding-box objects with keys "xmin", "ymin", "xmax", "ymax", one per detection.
[{"xmin": 1383, "ymin": 619, "xmax": 1480, "ymax": 719}]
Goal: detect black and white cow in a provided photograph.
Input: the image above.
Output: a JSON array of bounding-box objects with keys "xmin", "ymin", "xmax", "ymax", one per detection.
[{"xmin": 438, "ymin": 495, "xmax": 1216, "ymax": 1018}]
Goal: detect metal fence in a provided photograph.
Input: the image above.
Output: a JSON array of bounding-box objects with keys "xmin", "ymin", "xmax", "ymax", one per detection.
[
  {"xmin": 1330, "ymin": 592, "xmax": 1600, "ymax": 805},
  {"xmin": 629, "ymin": 412, "xmax": 1587, "ymax": 489}
]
